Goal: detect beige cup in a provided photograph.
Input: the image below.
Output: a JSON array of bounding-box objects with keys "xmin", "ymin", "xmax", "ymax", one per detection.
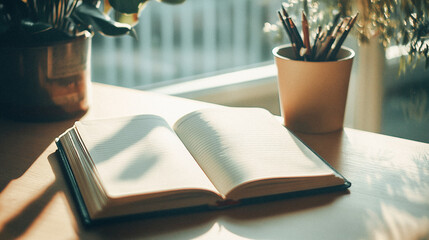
[{"xmin": 273, "ymin": 44, "xmax": 355, "ymax": 133}]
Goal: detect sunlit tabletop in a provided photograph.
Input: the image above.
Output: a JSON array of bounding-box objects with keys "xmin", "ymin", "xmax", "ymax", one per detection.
[{"xmin": 1, "ymin": 83, "xmax": 428, "ymax": 239}]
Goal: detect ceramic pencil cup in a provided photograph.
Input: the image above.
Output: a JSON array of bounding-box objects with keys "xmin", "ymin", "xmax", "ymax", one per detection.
[{"xmin": 273, "ymin": 44, "xmax": 355, "ymax": 133}]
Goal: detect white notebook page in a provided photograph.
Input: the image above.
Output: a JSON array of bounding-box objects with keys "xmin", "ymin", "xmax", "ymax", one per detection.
[
  {"xmin": 75, "ymin": 115, "xmax": 218, "ymax": 199},
  {"xmin": 173, "ymin": 107, "xmax": 337, "ymax": 196}
]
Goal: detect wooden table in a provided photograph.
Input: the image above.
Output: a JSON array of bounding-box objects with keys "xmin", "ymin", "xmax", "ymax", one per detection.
[{"xmin": 1, "ymin": 83, "xmax": 428, "ymax": 239}]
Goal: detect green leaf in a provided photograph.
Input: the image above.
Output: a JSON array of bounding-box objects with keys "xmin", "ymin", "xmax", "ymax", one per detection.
[
  {"xmin": 425, "ymin": 56, "xmax": 429, "ymax": 69},
  {"xmin": 157, "ymin": 0, "xmax": 186, "ymax": 4},
  {"xmin": 0, "ymin": 18, "xmax": 10, "ymax": 34},
  {"xmin": 20, "ymin": 20, "xmax": 52, "ymax": 34},
  {"xmin": 113, "ymin": 11, "xmax": 141, "ymax": 26},
  {"xmin": 108, "ymin": 0, "xmax": 184, "ymax": 14},
  {"xmin": 108, "ymin": 0, "xmax": 148, "ymax": 14},
  {"xmin": 73, "ymin": 2, "xmax": 135, "ymax": 37}
]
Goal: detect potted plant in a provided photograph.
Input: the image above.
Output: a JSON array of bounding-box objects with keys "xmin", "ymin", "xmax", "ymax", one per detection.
[
  {"xmin": 265, "ymin": 0, "xmax": 428, "ymax": 70},
  {"xmin": 265, "ymin": 0, "xmax": 428, "ymax": 133},
  {"xmin": 0, "ymin": 0, "xmax": 184, "ymax": 121}
]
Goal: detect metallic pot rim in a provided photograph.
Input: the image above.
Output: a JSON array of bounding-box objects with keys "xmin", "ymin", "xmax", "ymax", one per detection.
[{"xmin": 0, "ymin": 31, "xmax": 93, "ymax": 50}]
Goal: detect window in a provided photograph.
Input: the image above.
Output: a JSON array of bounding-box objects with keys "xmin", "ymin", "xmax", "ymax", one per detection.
[
  {"xmin": 90, "ymin": 0, "xmax": 429, "ymax": 143},
  {"xmin": 91, "ymin": 0, "xmax": 284, "ymax": 88}
]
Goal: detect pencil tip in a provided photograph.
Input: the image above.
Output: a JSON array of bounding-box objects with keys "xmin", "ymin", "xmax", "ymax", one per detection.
[
  {"xmin": 301, "ymin": 10, "xmax": 308, "ymax": 21},
  {"xmin": 281, "ymin": 3, "xmax": 289, "ymax": 18},
  {"xmin": 353, "ymin": 12, "xmax": 360, "ymax": 20}
]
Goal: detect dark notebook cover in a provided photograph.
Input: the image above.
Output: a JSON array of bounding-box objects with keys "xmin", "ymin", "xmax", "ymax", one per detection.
[{"xmin": 55, "ymin": 137, "xmax": 351, "ymax": 227}]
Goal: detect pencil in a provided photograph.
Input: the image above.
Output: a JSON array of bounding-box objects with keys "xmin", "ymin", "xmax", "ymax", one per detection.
[
  {"xmin": 280, "ymin": 3, "xmax": 303, "ymax": 59},
  {"xmin": 288, "ymin": 17, "xmax": 304, "ymax": 51},
  {"xmin": 326, "ymin": 11, "xmax": 341, "ymax": 36},
  {"xmin": 278, "ymin": 11, "xmax": 299, "ymax": 58},
  {"xmin": 315, "ymin": 19, "xmax": 342, "ymax": 61},
  {"xmin": 278, "ymin": 11, "xmax": 293, "ymax": 43},
  {"xmin": 275, "ymin": 6, "xmax": 357, "ymax": 62},
  {"xmin": 311, "ymin": 26, "xmax": 322, "ymax": 60},
  {"xmin": 301, "ymin": 11, "xmax": 311, "ymax": 60},
  {"xmin": 327, "ymin": 13, "xmax": 358, "ymax": 60},
  {"xmin": 281, "ymin": 3, "xmax": 289, "ymax": 18}
]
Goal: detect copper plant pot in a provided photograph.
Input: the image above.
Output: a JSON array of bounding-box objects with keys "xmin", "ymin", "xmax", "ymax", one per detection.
[{"xmin": 0, "ymin": 33, "xmax": 92, "ymax": 121}]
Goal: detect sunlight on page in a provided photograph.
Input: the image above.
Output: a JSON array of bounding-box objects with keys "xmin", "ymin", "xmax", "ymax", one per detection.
[
  {"xmin": 75, "ymin": 115, "xmax": 218, "ymax": 198},
  {"xmin": 174, "ymin": 107, "xmax": 338, "ymax": 196}
]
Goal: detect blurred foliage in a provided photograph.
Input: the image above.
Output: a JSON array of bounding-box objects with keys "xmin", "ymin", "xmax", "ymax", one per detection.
[
  {"xmin": 0, "ymin": 0, "xmax": 184, "ymax": 45},
  {"xmin": 356, "ymin": 0, "xmax": 429, "ymax": 73},
  {"xmin": 265, "ymin": 0, "xmax": 429, "ymax": 71}
]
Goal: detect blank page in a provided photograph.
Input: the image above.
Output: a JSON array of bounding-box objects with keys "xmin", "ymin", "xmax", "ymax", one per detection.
[
  {"xmin": 173, "ymin": 107, "xmax": 337, "ymax": 196},
  {"xmin": 75, "ymin": 115, "xmax": 218, "ymax": 199}
]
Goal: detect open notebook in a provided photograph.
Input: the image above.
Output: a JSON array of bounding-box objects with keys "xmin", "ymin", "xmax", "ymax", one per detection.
[{"xmin": 56, "ymin": 107, "xmax": 350, "ymax": 225}]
